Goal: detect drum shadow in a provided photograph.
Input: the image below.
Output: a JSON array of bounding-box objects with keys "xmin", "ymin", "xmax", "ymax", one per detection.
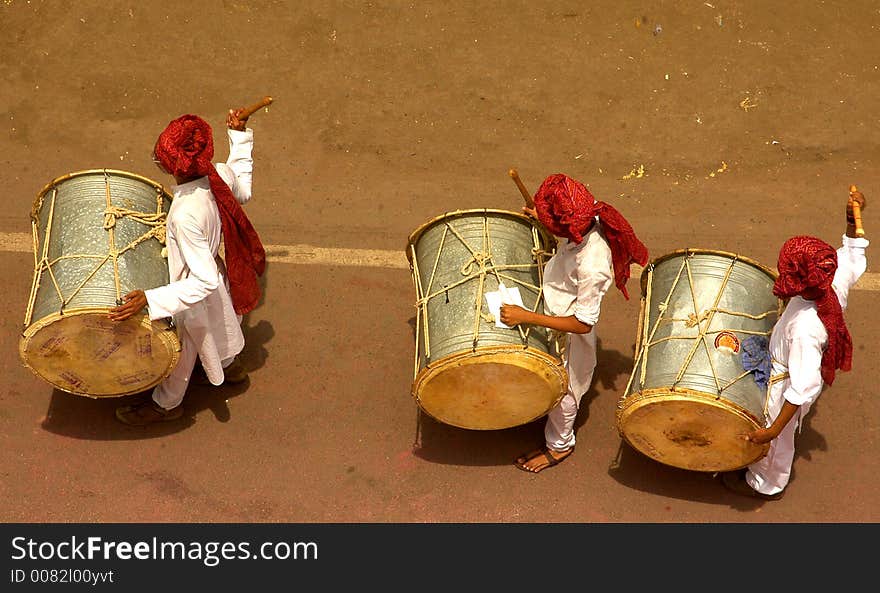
[
  {"xmin": 39, "ymin": 380, "xmax": 252, "ymax": 441},
  {"xmin": 607, "ymin": 440, "xmax": 747, "ymax": 506},
  {"xmin": 412, "ymin": 412, "xmax": 545, "ymax": 467}
]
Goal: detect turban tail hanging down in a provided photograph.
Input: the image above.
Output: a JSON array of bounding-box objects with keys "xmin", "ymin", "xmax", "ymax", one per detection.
[
  {"xmin": 533, "ymin": 173, "xmax": 649, "ymax": 300},
  {"xmin": 154, "ymin": 114, "xmax": 266, "ymax": 315}
]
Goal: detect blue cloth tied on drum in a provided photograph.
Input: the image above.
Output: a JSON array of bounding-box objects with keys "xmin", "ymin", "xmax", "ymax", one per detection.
[{"xmin": 741, "ymin": 335, "xmax": 771, "ymax": 391}]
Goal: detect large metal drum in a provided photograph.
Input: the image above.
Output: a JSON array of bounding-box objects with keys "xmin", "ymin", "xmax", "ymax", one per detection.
[
  {"xmin": 20, "ymin": 169, "xmax": 180, "ymax": 398},
  {"xmin": 616, "ymin": 249, "xmax": 782, "ymax": 472},
  {"xmin": 407, "ymin": 209, "xmax": 567, "ymax": 430}
]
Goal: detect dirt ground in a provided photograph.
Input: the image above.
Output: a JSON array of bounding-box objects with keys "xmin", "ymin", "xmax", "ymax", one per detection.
[{"xmin": 0, "ymin": 1, "xmax": 878, "ymax": 524}]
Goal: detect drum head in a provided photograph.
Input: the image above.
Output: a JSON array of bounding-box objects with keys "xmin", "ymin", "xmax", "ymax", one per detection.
[
  {"xmin": 617, "ymin": 389, "xmax": 770, "ymax": 472},
  {"xmin": 413, "ymin": 346, "xmax": 567, "ymax": 431},
  {"xmin": 19, "ymin": 310, "xmax": 180, "ymax": 398}
]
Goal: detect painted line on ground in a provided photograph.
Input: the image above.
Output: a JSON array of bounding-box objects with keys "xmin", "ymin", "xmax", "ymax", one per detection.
[{"xmin": 4, "ymin": 231, "xmax": 878, "ymax": 291}]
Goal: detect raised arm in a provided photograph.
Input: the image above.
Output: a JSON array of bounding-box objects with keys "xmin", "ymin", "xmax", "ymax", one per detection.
[
  {"xmin": 216, "ymin": 107, "xmax": 254, "ymax": 205},
  {"xmin": 834, "ymin": 189, "xmax": 869, "ymax": 308}
]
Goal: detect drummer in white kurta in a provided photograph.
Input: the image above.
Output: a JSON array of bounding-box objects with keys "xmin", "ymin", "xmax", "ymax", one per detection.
[
  {"xmin": 144, "ymin": 127, "xmax": 253, "ymax": 406},
  {"xmin": 500, "ymin": 173, "xmax": 648, "ymax": 473},
  {"xmin": 540, "ymin": 229, "xmax": 613, "ymax": 452},
  {"xmin": 110, "ymin": 109, "xmax": 266, "ymax": 426},
  {"xmin": 723, "ymin": 190, "xmax": 868, "ymax": 500}
]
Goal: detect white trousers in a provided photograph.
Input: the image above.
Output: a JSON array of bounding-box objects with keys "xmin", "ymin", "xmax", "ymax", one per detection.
[
  {"xmin": 151, "ymin": 329, "xmax": 235, "ymax": 410},
  {"xmin": 544, "ymin": 330, "xmax": 597, "ymax": 452}
]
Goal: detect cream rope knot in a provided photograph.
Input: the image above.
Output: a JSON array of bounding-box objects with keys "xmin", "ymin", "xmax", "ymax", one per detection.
[
  {"xmin": 460, "ymin": 251, "xmax": 493, "ymax": 276},
  {"xmin": 531, "ymin": 246, "xmax": 553, "ymax": 260},
  {"xmin": 685, "ymin": 309, "xmax": 711, "ymax": 328},
  {"xmin": 103, "ymin": 206, "xmax": 167, "ymax": 246}
]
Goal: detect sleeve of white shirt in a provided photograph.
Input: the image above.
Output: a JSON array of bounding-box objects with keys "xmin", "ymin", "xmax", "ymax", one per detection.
[
  {"xmin": 573, "ymin": 236, "xmax": 614, "ymax": 326},
  {"xmin": 782, "ymin": 327, "xmax": 826, "ymax": 406},
  {"xmin": 215, "ymin": 127, "xmax": 254, "ymax": 205},
  {"xmin": 832, "ymin": 234, "xmax": 869, "ymax": 310},
  {"xmin": 143, "ymin": 211, "xmax": 222, "ymax": 320}
]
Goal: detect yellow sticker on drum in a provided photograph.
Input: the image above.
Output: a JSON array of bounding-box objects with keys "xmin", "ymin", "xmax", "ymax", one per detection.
[{"xmin": 714, "ymin": 331, "xmax": 740, "ymax": 354}]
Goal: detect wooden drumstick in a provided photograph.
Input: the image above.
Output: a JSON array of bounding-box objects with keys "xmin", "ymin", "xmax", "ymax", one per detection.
[
  {"xmin": 509, "ymin": 168, "xmax": 535, "ymax": 208},
  {"xmin": 508, "ymin": 168, "xmax": 557, "ymax": 250},
  {"xmin": 849, "ymin": 184, "xmax": 865, "ymax": 237},
  {"xmin": 238, "ymin": 96, "xmax": 274, "ymax": 120}
]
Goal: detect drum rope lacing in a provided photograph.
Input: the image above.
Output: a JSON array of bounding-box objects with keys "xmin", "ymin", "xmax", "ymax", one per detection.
[
  {"xmin": 410, "ymin": 214, "xmax": 558, "ymax": 377},
  {"xmin": 24, "ymin": 171, "xmax": 169, "ymax": 325},
  {"xmin": 623, "ymin": 251, "xmax": 780, "ymax": 402}
]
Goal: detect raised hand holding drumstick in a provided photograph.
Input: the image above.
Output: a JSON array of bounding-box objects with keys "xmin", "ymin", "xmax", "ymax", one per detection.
[
  {"xmin": 848, "ymin": 185, "xmax": 867, "ymax": 238},
  {"xmin": 227, "ymin": 96, "xmax": 274, "ymax": 131},
  {"xmin": 509, "ymin": 168, "xmax": 535, "ymax": 209},
  {"xmin": 508, "ymin": 168, "xmax": 555, "ymax": 248}
]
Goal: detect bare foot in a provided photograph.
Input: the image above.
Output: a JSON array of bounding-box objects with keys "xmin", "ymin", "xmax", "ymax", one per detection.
[{"xmin": 515, "ymin": 448, "xmax": 545, "ymax": 466}]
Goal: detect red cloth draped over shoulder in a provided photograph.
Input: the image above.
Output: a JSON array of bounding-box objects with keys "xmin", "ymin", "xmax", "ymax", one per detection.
[
  {"xmin": 153, "ymin": 114, "xmax": 266, "ymax": 315},
  {"xmin": 533, "ymin": 173, "xmax": 648, "ymax": 300},
  {"xmin": 773, "ymin": 235, "xmax": 852, "ymax": 385}
]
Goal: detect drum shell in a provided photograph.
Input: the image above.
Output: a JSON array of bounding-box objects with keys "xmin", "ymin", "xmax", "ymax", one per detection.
[
  {"xmin": 617, "ymin": 249, "xmax": 781, "ymax": 472},
  {"xmin": 408, "ymin": 209, "xmax": 567, "ymax": 430},
  {"xmin": 20, "ymin": 169, "xmax": 180, "ymax": 398}
]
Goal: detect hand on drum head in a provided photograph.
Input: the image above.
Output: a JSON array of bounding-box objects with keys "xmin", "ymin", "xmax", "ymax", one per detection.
[
  {"xmin": 745, "ymin": 426, "xmax": 776, "ymax": 445},
  {"xmin": 108, "ymin": 290, "xmax": 148, "ymax": 322}
]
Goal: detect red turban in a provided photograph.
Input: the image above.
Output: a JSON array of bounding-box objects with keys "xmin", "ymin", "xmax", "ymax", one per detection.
[
  {"xmin": 154, "ymin": 114, "xmax": 266, "ymax": 315},
  {"xmin": 773, "ymin": 235, "xmax": 851, "ymax": 385},
  {"xmin": 533, "ymin": 173, "xmax": 648, "ymax": 299}
]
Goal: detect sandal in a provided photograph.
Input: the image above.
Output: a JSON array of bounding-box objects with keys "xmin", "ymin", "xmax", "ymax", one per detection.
[
  {"xmin": 514, "ymin": 446, "xmax": 574, "ymax": 473},
  {"xmin": 115, "ymin": 399, "xmax": 184, "ymax": 426}
]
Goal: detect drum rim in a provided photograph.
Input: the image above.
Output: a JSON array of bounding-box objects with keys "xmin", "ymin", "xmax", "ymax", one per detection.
[
  {"xmin": 19, "ymin": 309, "xmax": 181, "ymax": 398},
  {"xmin": 406, "ymin": 208, "xmax": 555, "ymax": 262},
  {"xmin": 616, "ymin": 387, "xmax": 771, "ymax": 471},
  {"xmin": 32, "ymin": 168, "xmax": 173, "ymax": 220},
  {"xmin": 412, "ymin": 344, "xmax": 568, "ymax": 430},
  {"xmin": 641, "ymin": 247, "xmax": 778, "ymax": 283}
]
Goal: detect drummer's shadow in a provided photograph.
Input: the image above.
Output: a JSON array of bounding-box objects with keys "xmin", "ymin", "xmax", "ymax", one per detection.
[
  {"xmin": 39, "ymin": 379, "xmax": 253, "ymax": 441},
  {"xmin": 412, "ymin": 338, "xmax": 633, "ymax": 466}
]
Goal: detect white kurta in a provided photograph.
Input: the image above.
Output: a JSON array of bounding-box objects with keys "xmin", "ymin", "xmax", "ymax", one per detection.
[
  {"xmin": 541, "ymin": 226, "xmax": 614, "ymax": 451},
  {"xmin": 747, "ymin": 234, "xmax": 869, "ymax": 495},
  {"xmin": 144, "ymin": 128, "xmax": 255, "ymax": 407}
]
